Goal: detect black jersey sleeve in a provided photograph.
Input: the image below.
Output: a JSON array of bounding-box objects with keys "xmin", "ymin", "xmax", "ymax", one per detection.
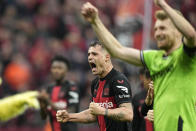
[
  {"xmin": 141, "ymin": 102, "xmax": 153, "ymax": 116},
  {"xmin": 91, "ymin": 77, "xmax": 99, "ymax": 101},
  {"xmin": 67, "ymin": 82, "xmax": 79, "ymax": 106},
  {"xmin": 111, "ymin": 74, "xmax": 132, "ymax": 106},
  {"xmin": 182, "ymin": 37, "xmax": 196, "ymax": 57}
]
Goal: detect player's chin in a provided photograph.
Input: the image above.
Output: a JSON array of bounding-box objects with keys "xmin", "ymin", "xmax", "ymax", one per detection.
[
  {"xmin": 157, "ymin": 41, "xmax": 168, "ymax": 49},
  {"xmin": 91, "ymin": 71, "xmax": 98, "ymax": 75},
  {"xmin": 91, "ymin": 69, "xmax": 100, "ymax": 75}
]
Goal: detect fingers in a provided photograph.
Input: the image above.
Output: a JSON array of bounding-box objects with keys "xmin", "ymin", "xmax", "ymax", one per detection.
[
  {"xmin": 81, "ymin": 2, "xmax": 98, "ymax": 22},
  {"xmin": 145, "ymin": 83, "xmax": 154, "ymax": 106},
  {"xmin": 56, "ymin": 110, "xmax": 69, "ymax": 123},
  {"xmin": 89, "ymin": 102, "xmax": 102, "ymax": 115},
  {"xmin": 148, "ymin": 81, "xmax": 154, "ymax": 98},
  {"xmin": 149, "ymin": 81, "xmax": 154, "ymax": 88},
  {"xmin": 89, "ymin": 102, "xmax": 95, "ymax": 111},
  {"xmin": 146, "ymin": 110, "xmax": 154, "ymax": 122}
]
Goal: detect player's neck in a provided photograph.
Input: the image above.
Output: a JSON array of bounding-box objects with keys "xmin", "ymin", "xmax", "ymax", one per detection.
[
  {"xmin": 99, "ymin": 64, "xmax": 113, "ymax": 78},
  {"xmin": 165, "ymin": 40, "xmax": 181, "ymax": 56},
  {"xmin": 56, "ymin": 77, "xmax": 66, "ymax": 85}
]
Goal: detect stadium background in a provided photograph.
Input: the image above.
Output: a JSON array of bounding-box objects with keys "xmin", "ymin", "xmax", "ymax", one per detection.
[{"xmin": 0, "ymin": 0, "xmax": 195, "ymax": 130}]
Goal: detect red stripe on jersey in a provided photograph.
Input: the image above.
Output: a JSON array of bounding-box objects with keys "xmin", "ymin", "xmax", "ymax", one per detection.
[
  {"xmin": 96, "ymin": 80, "xmax": 106, "ymax": 131},
  {"xmin": 146, "ymin": 119, "xmax": 153, "ymax": 131},
  {"xmin": 96, "ymin": 80, "xmax": 106, "ymax": 98},
  {"xmin": 51, "ymin": 86, "xmax": 61, "ymax": 131}
]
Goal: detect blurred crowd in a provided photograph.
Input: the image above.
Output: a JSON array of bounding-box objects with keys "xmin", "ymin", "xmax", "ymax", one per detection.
[{"xmin": 0, "ymin": 0, "xmax": 195, "ymax": 130}]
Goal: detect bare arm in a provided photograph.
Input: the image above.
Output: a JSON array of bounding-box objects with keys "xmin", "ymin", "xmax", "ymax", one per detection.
[
  {"xmin": 56, "ymin": 109, "xmax": 97, "ymax": 123},
  {"xmin": 81, "ymin": 2, "xmax": 142, "ymax": 66},
  {"xmin": 89, "ymin": 102, "xmax": 133, "ymax": 122},
  {"xmin": 106, "ymin": 103, "xmax": 133, "ymax": 121},
  {"xmin": 155, "ymin": 0, "xmax": 196, "ymax": 47}
]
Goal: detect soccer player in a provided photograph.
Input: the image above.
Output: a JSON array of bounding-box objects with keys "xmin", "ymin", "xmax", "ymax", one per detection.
[
  {"xmin": 56, "ymin": 41, "xmax": 133, "ymax": 131},
  {"xmin": 141, "ymin": 80, "xmax": 154, "ymax": 124},
  {"xmin": 38, "ymin": 55, "xmax": 79, "ymax": 131},
  {"xmin": 132, "ymin": 69, "xmax": 153, "ymax": 131},
  {"xmin": 81, "ymin": 0, "xmax": 196, "ymax": 130}
]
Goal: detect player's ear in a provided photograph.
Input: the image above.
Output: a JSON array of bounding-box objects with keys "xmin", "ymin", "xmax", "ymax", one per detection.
[{"xmin": 105, "ymin": 53, "xmax": 110, "ymax": 62}]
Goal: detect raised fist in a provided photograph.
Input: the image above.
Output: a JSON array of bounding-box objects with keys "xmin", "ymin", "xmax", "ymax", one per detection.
[{"xmin": 81, "ymin": 2, "xmax": 99, "ymax": 24}]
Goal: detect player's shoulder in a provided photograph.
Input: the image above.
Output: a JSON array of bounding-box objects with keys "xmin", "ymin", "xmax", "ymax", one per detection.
[
  {"xmin": 43, "ymin": 82, "xmax": 55, "ymax": 88},
  {"xmin": 41, "ymin": 83, "xmax": 56, "ymax": 93},
  {"xmin": 111, "ymin": 69, "xmax": 128, "ymax": 81},
  {"xmin": 91, "ymin": 77, "xmax": 99, "ymax": 86},
  {"xmin": 62, "ymin": 80, "xmax": 78, "ymax": 91},
  {"xmin": 143, "ymin": 49, "xmax": 164, "ymax": 56},
  {"xmin": 65, "ymin": 80, "xmax": 76, "ymax": 86}
]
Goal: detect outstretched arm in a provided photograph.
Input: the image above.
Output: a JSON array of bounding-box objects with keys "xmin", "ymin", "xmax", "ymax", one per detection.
[
  {"xmin": 89, "ymin": 102, "xmax": 133, "ymax": 122},
  {"xmin": 81, "ymin": 2, "xmax": 142, "ymax": 66},
  {"xmin": 56, "ymin": 109, "xmax": 97, "ymax": 123},
  {"xmin": 155, "ymin": 0, "xmax": 196, "ymax": 47}
]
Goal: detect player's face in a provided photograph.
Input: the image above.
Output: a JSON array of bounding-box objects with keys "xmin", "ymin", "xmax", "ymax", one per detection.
[
  {"xmin": 154, "ymin": 19, "xmax": 176, "ymax": 50},
  {"xmin": 88, "ymin": 45, "xmax": 107, "ymax": 76},
  {"xmin": 51, "ymin": 61, "xmax": 68, "ymax": 81}
]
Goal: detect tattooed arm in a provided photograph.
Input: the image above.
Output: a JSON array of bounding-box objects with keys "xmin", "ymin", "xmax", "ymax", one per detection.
[
  {"xmin": 106, "ymin": 103, "xmax": 133, "ymax": 121},
  {"xmin": 89, "ymin": 102, "xmax": 133, "ymax": 122}
]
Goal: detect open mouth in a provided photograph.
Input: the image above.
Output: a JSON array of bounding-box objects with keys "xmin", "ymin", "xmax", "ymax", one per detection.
[
  {"xmin": 89, "ymin": 62, "xmax": 97, "ymax": 70},
  {"xmin": 157, "ymin": 36, "xmax": 165, "ymax": 41}
]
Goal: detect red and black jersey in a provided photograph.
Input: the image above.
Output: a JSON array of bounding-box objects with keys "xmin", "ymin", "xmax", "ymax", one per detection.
[
  {"xmin": 91, "ymin": 68, "xmax": 132, "ymax": 131},
  {"xmin": 132, "ymin": 89, "xmax": 153, "ymax": 131},
  {"xmin": 46, "ymin": 80, "xmax": 79, "ymax": 131}
]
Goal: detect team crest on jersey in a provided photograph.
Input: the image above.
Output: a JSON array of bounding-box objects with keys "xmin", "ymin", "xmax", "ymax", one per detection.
[
  {"xmin": 103, "ymin": 87, "xmax": 109, "ymax": 95},
  {"xmin": 117, "ymin": 80, "xmax": 124, "ymax": 84}
]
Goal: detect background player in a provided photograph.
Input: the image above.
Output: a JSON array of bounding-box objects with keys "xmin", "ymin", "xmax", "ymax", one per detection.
[{"xmin": 38, "ymin": 55, "xmax": 79, "ymax": 131}]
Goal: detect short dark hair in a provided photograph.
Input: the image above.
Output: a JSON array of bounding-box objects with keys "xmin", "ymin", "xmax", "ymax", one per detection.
[
  {"xmin": 51, "ymin": 55, "xmax": 70, "ymax": 69},
  {"xmin": 89, "ymin": 41, "xmax": 104, "ymax": 48}
]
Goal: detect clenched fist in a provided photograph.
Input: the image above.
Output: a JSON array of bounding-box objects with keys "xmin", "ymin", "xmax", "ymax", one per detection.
[
  {"xmin": 89, "ymin": 102, "xmax": 105, "ymax": 115},
  {"xmin": 56, "ymin": 110, "xmax": 69, "ymax": 123},
  {"xmin": 81, "ymin": 2, "xmax": 99, "ymax": 24}
]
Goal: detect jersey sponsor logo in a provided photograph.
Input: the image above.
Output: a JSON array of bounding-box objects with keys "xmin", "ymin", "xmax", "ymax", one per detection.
[
  {"xmin": 118, "ymin": 94, "xmax": 130, "ymax": 98},
  {"xmin": 68, "ymin": 91, "xmax": 79, "ymax": 103},
  {"xmin": 97, "ymin": 102, "xmax": 114, "ymax": 108},
  {"xmin": 116, "ymin": 86, "xmax": 128, "ymax": 93},
  {"xmin": 54, "ymin": 101, "xmax": 67, "ymax": 109},
  {"xmin": 117, "ymin": 80, "xmax": 124, "ymax": 84}
]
